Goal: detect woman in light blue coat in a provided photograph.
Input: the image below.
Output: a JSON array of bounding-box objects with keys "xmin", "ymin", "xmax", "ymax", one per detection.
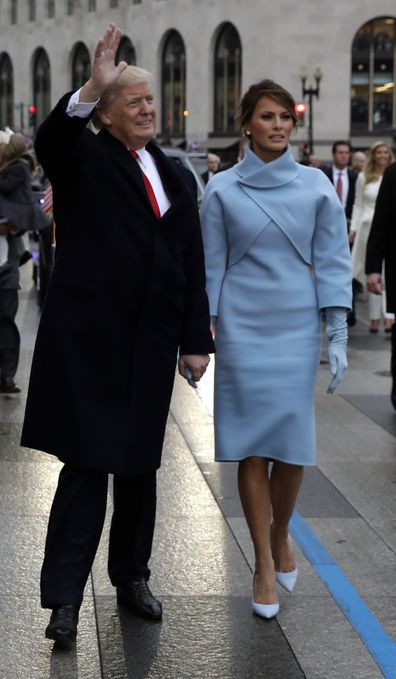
[{"xmin": 201, "ymin": 80, "xmax": 352, "ymax": 619}]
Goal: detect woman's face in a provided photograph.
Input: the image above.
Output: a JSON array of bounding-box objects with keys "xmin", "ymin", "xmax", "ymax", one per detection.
[
  {"xmin": 373, "ymin": 144, "xmax": 390, "ymax": 169},
  {"xmin": 245, "ymin": 96, "xmax": 294, "ymax": 163}
]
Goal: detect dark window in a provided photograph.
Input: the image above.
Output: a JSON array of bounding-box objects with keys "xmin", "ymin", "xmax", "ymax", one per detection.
[
  {"xmin": 116, "ymin": 36, "xmax": 136, "ymax": 65},
  {"xmin": 28, "ymin": 0, "xmax": 36, "ymax": 21},
  {"xmin": 162, "ymin": 31, "xmax": 186, "ymax": 137},
  {"xmin": 214, "ymin": 23, "xmax": 241, "ymax": 134},
  {"xmin": 351, "ymin": 17, "xmax": 396, "ymax": 131},
  {"xmin": 0, "ymin": 53, "xmax": 14, "ymax": 128},
  {"xmin": 33, "ymin": 49, "xmax": 51, "ymax": 127},
  {"xmin": 71, "ymin": 43, "xmax": 91, "ymax": 91}
]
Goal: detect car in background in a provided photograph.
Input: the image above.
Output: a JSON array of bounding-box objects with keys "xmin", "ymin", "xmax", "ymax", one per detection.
[{"xmin": 161, "ymin": 147, "xmax": 206, "ymax": 205}]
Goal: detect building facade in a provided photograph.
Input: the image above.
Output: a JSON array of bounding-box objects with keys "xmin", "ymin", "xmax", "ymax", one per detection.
[{"xmin": 0, "ymin": 0, "xmax": 396, "ymax": 161}]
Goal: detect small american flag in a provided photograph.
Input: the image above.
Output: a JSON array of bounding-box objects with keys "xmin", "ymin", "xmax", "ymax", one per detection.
[{"xmin": 42, "ymin": 183, "xmax": 53, "ymax": 215}]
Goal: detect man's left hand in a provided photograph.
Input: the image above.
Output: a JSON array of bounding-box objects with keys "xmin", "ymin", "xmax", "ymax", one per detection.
[{"xmin": 178, "ymin": 354, "xmax": 210, "ymax": 383}]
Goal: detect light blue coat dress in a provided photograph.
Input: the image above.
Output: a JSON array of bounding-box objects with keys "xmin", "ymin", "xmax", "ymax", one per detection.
[{"xmin": 201, "ymin": 145, "xmax": 352, "ymax": 465}]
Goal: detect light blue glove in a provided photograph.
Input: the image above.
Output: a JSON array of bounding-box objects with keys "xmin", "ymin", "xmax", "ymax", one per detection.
[{"xmin": 324, "ymin": 307, "xmax": 348, "ymax": 394}]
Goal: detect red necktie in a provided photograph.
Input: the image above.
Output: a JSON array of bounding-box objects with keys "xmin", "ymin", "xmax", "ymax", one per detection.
[
  {"xmin": 336, "ymin": 172, "xmax": 343, "ymax": 202},
  {"xmin": 130, "ymin": 149, "xmax": 161, "ymax": 220}
]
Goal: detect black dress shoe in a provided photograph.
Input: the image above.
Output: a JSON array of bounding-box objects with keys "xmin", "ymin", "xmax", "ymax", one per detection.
[
  {"xmin": 0, "ymin": 379, "xmax": 21, "ymax": 393},
  {"xmin": 116, "ymin": 579, "xmax": 162, "ymax": 620},
  {"xmin": 45, "ymin": 605, "xmax": 79, "ymax": 643}
]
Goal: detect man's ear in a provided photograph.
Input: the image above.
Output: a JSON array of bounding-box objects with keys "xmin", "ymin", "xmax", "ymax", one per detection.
[{"xmin": 98, "ymin": 109, "xmax": 112, "ymax": 127}]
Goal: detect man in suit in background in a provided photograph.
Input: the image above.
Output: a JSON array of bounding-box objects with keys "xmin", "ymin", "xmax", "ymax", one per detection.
[
  {"xmin": 366, "ymin": 161, "xmax": 396, "ymax": 410},
  {"xmin": 201, "ymin": 152, "xmax": 221, "ymax": 184},
  {"xmin": 21, "ymin": 24, "xmax": 214, "ymax": 643},
  {"xmin": 322, "ymin": 141, "xmax": 358, "ymax": 325}
]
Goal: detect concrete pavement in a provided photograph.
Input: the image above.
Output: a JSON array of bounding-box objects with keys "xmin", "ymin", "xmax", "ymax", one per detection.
[{"xmin": 1, "ymin": 264, "xmax": 396, "ymax": 678}]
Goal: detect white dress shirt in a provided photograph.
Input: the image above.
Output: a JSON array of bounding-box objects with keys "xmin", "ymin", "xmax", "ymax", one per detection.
[
  {"xmin": 66, "ymin": 89, "xmax": 171, "ymax": 216},
  {"xmin": 331, "ymin": 165, "xmax": 349, "ymax": 209}
]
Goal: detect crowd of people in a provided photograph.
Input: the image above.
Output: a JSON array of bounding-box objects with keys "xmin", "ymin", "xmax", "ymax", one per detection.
[{"xmin": 0, "ymin": 22, "xmax": 395, "ymax": 646}]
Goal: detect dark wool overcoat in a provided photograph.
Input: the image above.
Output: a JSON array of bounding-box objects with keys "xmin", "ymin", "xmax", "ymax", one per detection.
[
  {"xmin": 21, "ymin": 93, "xmax": 214, "ymax": 476},
  {"xmin": 365, "ymin": 162, "xmax": 396, "ymax": 313}
]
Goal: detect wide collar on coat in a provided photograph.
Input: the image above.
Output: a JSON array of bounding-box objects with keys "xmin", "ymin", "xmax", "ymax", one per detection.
[
  {"xmin": 226, "ymin": 144, "xmax": 314, "ymax": 265},
  {"xmin": 234, "ymin": 144, "xmax": 299, "ymax": 188},
  {"xmin": 96, "ymin": 129, "xmax": 194, "ymax": 222}
]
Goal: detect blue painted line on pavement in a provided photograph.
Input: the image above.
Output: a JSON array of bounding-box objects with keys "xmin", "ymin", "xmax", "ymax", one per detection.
[{"xmin": 290, "ymin": 510, "xmax": 396, "ymax": 679}]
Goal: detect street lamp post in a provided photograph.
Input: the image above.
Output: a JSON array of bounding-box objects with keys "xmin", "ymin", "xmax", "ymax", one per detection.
[{"xmin": 300, "ymin": 68, "xmax": 322, "ymax": 154}]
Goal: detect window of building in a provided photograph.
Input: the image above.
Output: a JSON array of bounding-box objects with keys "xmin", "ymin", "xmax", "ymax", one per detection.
[
  {"xmin": 71, "ymin": 43, "xmax": 91, "ymax": 90},
  {"xmin": 109, "ymin": 0, "xmax": 118, "ymax": 7},
  {"xmin": 28, "ymin": 0, "xmax": 35, "ymax": 21},
  {"xmin": 88, "ymin": 0, "xmax": 95, "ymax": 10},
  {"xmin": 213, "ymin": 23, "xmax": 241, "ymax": 134},
  {"xmin": 67, "ymin": 0, "xmax": 74, "ymax": 15},
  {"xmin": 10, "ymin": 0, "xmax": 17, "ymax": 24},
  {"xmin": 132, "ymin": 0, "xmax": 142, "ymax": 4},
  {"xmin": 0, "ymin": 53, "xmax": 14, "ymax": 128},
  {"xmin": 351, "ymin": 17, "xmax": 396, "ymax": 131},
  {"xmin": 47, "ymin": 0, "xmax": 55, "ymax": 18},
  {"xmin": 33, "ymin": 49, "xmax": 51, "ymax": 128},
  {"xmin": 116, "ymin": 36, "xmax": 136, "ymax": 65},
  {"xmin": 162, "ymin": 30, "xmax": 186, "ymax": 137}
]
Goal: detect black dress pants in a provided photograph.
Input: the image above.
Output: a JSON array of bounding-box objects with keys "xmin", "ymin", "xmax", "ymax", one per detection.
[
  {"xmin": 40, "ymin": 464, "xmax": 157, "ymax": 609},
  {"xmin": 0, "ymin": 289, "xmax": 20, "ymax": 380},
  {"xmin": 391, "ymin": 322, "xmax": 396, "ymax": 389}
]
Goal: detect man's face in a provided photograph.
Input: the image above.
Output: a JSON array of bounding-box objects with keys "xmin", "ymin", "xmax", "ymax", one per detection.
[
  {"xmin": 333, "ymin": 144, "xmax": 350, "ymax": 170},
  {"xmin": 208, "ymin": 155, "xmax": 220, "ymax": 172},
  {"xmin": 100, "ymin": 82, "xmax": 156, "ymax": 149}
]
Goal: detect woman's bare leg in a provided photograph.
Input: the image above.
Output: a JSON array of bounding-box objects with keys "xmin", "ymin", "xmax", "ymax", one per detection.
[
  {"xmin": 269, "ymin": 461, "xmax": 304, "ymax": 572},
  {"xmin": 238, "ymin": 457, "xmax": 277, "ymax": 604}
]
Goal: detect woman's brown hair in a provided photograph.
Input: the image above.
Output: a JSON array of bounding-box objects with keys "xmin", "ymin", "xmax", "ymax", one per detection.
[{"xmin": 239, "ymin": 79, "xmax": 298, "ymax": 132}]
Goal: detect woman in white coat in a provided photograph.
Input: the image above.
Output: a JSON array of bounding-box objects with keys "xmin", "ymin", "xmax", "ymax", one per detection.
[
  {"xmin": 349, "ymin": 141, "xmax": 394, "ymax": 332},
  {"xmin": 201, "ymin": 80, "xmax": 352, "ymax": 619}
]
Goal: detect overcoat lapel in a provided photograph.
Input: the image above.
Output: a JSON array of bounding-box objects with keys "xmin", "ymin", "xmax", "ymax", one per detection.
[{"xmin": 97, "ymin": 129, "xmax": 156, "ymax": 215}]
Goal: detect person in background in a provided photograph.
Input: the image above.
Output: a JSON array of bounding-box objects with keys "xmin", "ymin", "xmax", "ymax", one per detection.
[
  {"xmin": 21, "ymin": 24, "xmax": 214, "ymax": 644},
  {"xmin": 201, "ymin": 152, "xmax": 221, "ymax": 184},
  {"xmin": 321, "ymin": 141, "xmax": 357, "ymax": 229},
  {"xmin": 0, "ymin": 133, "xmax": 37, "ymax": 394},
  {"xmin": 201, "ymin": 79, "xmax": 351, "ymax": 620},
  {"xmin": 351, "ymin": 150, "xmax": 367, "ymax": 174},
  {"xmin": 307, "ymin": 152, "xmax": 320, "ymax": 168},
  {"xmin": 366, "ymin": 160, "xmax": 396, "ymax": 409},
  {"xmin": 349, "ymin": 141, "xmax": 394, "ymax": 333}
]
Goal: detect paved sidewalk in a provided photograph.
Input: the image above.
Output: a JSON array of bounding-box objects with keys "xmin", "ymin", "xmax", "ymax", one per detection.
[{"xmin": 1, "ymin": 268, "xmax": 396, "ymax": 678}]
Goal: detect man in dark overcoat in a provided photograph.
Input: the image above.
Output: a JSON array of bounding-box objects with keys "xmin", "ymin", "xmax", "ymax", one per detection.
[
  {"xmin": 366, "ymin": 161, "xmax": 396, "ymax": 410},
  {"xmin": 21, "ymin": 24, "xmax": 214, "ymax": 643}
]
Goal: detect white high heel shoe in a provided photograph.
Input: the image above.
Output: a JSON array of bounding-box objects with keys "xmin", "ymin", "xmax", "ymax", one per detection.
[
  {"xmin": 252, "ymin": 600, "xmax": 280, "ymax": 619},
  {"xmin": 275, "ymin": 568, "xmax": 298, "ymax": 592},
  {"xmin": 252, "ymin": 573, "xmax": 279, "ymax": 619},
  {"xmin": 272, "ymin": 532, "xmax": 298, "ymax": 592}
]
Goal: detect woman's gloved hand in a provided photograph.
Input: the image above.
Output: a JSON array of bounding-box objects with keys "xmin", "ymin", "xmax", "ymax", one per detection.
[{"xmin": 324, "ymin": 307, "xmax": 348, "ymax": 394}]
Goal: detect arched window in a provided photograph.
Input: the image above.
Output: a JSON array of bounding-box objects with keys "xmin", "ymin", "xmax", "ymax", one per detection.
[
  {"xmin": 116, "ymin": 36, "xmax": 136, "ymax": 66},
  {"xmin": 162, "ymin": 31, "xmax": 186, "ymax": 137},
  {"xmin": 214, "ymin": 23, "xmax": 241, "ymax": 134},
  {"xmin": 351, "ymin": 17, "xmax": 396, "ymax": 131},
  {"xmin": 0, "ymin": 53, "xmax": 13, "ymax": 128},
  {"xmin": 33, "ymin": 49, "xmax": 51, "ymax": 127},
  {"xmin": 71, "ymin": 43, "xmax": 91, "ymax": 91}
]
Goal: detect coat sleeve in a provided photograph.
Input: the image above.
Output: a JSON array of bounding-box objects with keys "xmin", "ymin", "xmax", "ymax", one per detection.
[
  {"xmin": 312, "ymin": 181, "xmax": 352, "ymax": 310},
  {"xmin": 200, "ymin": 185, "xmax": 228, "ymax": 316},
  {"xmin": 34, "ymin": 92, "xmax": 94, "ymax": 184},
  {"xmin": 179, "ymin": 216, "xmax": 215, "ymax": 356},
  {"xmin": 365, "ymin": 165, "xmax": 393, "ymax": 275},
  {"xmin": 349, "ymin": 172, "xmax": 364, "ymax": 234}
]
